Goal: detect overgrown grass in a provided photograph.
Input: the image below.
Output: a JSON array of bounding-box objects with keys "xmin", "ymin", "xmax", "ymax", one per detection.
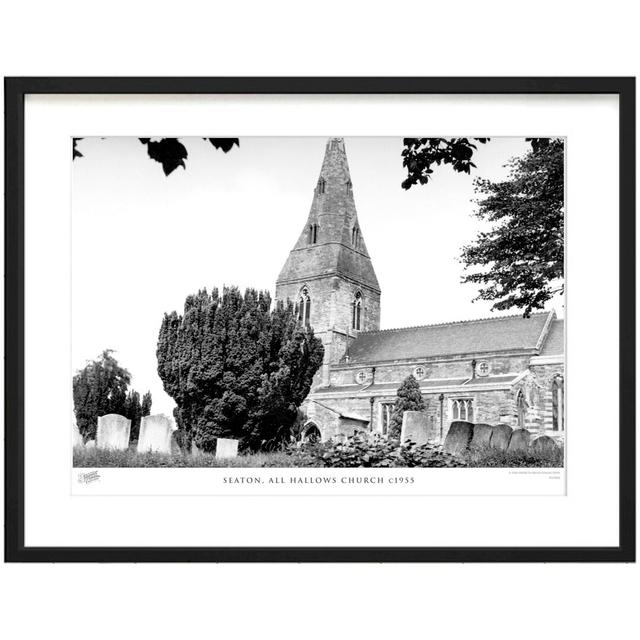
[
  {"xmin": 462, "ymin": 445, "xmax": 565, "ymax": 468},
  {"xmin": 73, "ymin": 446, "xmax": 307, "ymax": 468},
  {"xmin": 73, "ymin": 437, "xmax": 564, "ymax": 469}
]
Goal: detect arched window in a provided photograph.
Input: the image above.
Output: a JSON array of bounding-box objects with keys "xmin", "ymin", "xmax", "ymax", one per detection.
[
  {"xmin": 317, "ymin": 178, "xmax": 325, "ymax": 194},
  {"xmin": 451, "ymin": 398, "xmax": 474, "ymax": 422},
  {"xmin": 346, "ymin": 180, "xmax": 352, "ymax": 194},
  {"xmin": 351, "ymin": 225, "xmax": 360, "ymax": 248},
  {"xmin": 298, "ymin": 287, "xmax": 311, "ymax": 327},
  {"xmin": 351, "ymin": 291, "xmax": 362, "ymax": 330},
  {"xmin": 308, "ymin": 223, "xmax": 318, "ymax": 244},
  {"xmin": 516, "ymin": 390, "xmax": 527, "ymax": 429},
  {"xmin": 552, "ymin": 376, "xmax": 564, "ymax": 431}
]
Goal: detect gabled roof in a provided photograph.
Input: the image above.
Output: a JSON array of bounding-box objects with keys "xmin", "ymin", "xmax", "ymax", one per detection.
[
  {"xmin": 539, "ymin": 319, "xmax": 564, "ymax": 356},
  {"xmin": 343, "ymin": 311, "xmax": 556, "ymax": 363}
]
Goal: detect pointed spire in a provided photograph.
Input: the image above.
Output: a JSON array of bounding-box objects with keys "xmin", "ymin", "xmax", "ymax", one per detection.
[{"xmin": 276, "ymin": 138, "xmax": 380, "ymax": 293}]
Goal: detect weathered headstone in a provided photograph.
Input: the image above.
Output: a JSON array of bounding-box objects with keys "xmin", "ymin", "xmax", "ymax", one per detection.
[
  {"xmin": 191, "ymin": 440, "xmax": 203, "ymax": 456},
  {"xmin": 216, "ymin": 438, "xmax": 239, "ymax": 458},
  {"xmin": 137, "ymin": 414, "xmax": 174, "ymax": 453},
  {"xmin": 443, "ymin": 421, "xmax": 474, "ymax": 455},
  {"xmin": 96, "ymin": 414, "xmax": 131, "ymax": 450},
  {"xmin": 507, "ymin": 428, "xmax": 531, "ymax": 453},
  {"xmin": 470, "ymin": 423, "xmax": 493, "ymax": 449},
  {"xmin": 72, "ymin": 421, "xmax": 84, "ymax": 448},
  {"xmin": 531, "ymin": 435, "xmax": 558, "ymax": 456},
  {"xmin": 490, "ymin": 424, "xmax": 513, "ymax": 451},
  {"xmin": 400, "ymin": 411, "xmax": 431, "ymax": 446}
]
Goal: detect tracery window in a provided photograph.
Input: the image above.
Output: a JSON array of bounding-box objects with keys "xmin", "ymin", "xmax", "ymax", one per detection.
[
  {"xmin": 298, "ymin": 287, "xmax": 311, "ymax": 327},
  {"xmin": 451, "ymin": 398, "xmax": 474, "ymax": 422},
  {"xmin": 380, "ymin": 402, "xmax": 395, "ymax": 436},
  {"xmin": 516, "ymin": 390, "xmax": 527, "ymax": 429},
  {"xmin": 351, "ymin": 291, "xmax": 362, "ymax": 330},
  {"xmin": 552, "ymin": 376, "xmax": 564, "ymax": 431}
]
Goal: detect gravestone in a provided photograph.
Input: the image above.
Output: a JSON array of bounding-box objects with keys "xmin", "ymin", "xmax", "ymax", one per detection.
[
  {"xmin": 96, "ymin": 414, "xmax": 131, "ymax": 450},
  {"xmin": 470, "ymin": 423, "xmax": 493, "ymax": 449},
  {"xmin": 507, "ymin": 428, "xmax": 531, "ymax": 453},
  {"xmin": 72, "ymin": 421, "xmax": 84, "ymax": 448},
  {"xmin": 443, "ymin": 421, "xmax": 474, "ymax": 455},
  {"xmin": 85, "ymin": 439, "xmax": 96, "ymax": 449},
  {"xmin": 216, "ymin": 438, "xmax": 239, "ymax": 459},
  {"xmin": 490, "ymin": 424, "xmax": 513, "ymax": 451},
  {"xmin": 191, "ymin": 441, "xmax": 203, "ymax": 456},
  {"xmin": 531, "ymin": 435, "xmax": 558, "ymax": 456},
  {"xmin": 400, "ymin": 411, "xmax": 432, "ymax": 446},
  {"xmin": 137, "ymin": 414, "xmax": 174, "ymax": 453}
]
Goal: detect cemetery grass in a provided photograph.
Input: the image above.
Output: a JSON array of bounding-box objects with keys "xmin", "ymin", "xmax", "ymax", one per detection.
[
  {"xmin": 73, "ymin": 441, "xmax": 564, "ymax": 468},
  {"xmin": 73, "ymin": 446, "xmax": 306, "ymax": 468}
]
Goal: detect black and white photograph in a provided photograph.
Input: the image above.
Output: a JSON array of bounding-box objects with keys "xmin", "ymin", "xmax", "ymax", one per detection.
[{"xmin": 71, "ymin": 135, "xmax": 565, "ymax": 474}]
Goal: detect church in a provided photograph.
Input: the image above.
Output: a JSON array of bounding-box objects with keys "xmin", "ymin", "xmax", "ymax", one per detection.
[{"xmin": 275, "ymin": 138, "xmax": 565, "ymax": 443}]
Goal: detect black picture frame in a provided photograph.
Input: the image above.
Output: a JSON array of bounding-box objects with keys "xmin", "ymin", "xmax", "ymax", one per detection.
[{"xmin": 4, "ymin": 77, "xmax": 635, "ymax": 563}]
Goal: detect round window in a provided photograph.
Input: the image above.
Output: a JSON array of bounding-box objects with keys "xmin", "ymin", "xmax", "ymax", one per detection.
[
  {"xmin": 413, "ymin": 365, "xmax": 427, "ymax": 380},
  {"xmin": 355, "ymin": 370, "xmax": 368, "ymax": 384},
  {"xmin": 476, "ymin": 361, "xmax": 490, "ymax": 377}
]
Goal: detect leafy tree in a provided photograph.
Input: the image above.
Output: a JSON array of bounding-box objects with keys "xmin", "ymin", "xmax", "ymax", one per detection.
[
  {"xmin": 156, "ymin": 286, "xmax": 324, "ymax": 452},
  {"xmin": 389, "ymin": 375, "xmax": 425, "ymax": 438},
  {"xmin": 72, "ymin": 137, "xmax": 239, "ymax": 175},
  {"xmin": 401, "ymin": 137, "xmax": 551, "ymax": 189},
  {"xmin": 401, "ymin": 138, "xmax": 489, "ymax": 189},
  {"xmin": 123, "ymin": 390, "xmax": 153, "ymax": 442},
  {"xmin": 73, "ymin": 350, "xmax": 152, "ymax": 442},
  {"xmin": 460, "ymin": 139, "xmax": 564, "ymax": 315},
  {"xmin": 141, "ymin": 392, "xmax": 152, "ymax": 418}
]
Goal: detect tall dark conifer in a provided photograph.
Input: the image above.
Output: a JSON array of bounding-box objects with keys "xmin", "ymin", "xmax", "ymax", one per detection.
[
  {"xmin": 156, "ymin": 287, "xmax": 324, "ymax": 452},
  {"xmin": 389, "ymin": 375, "xmax": 426, "ymax": 438}
]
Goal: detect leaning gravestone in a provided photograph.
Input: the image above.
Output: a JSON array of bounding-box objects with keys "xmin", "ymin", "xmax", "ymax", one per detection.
[
  {"xmin": 137, "ymin": 414, "xmax": 174, "ymax": 454},
  {"xmin": 96, "ymin": 414, "xmax": 131, "ymax": 450},
  {"xmin": 470, "ymin": 423, "xmax": 493, "ymax": 449},
  {"xmin": 401, "ymin": 411, "xmax": 430, "ymax": 446},
  {"xmin": 490, "ymin": 424, "xmax": 513, "ymax": 451},
  {"xmin": 72, "ymin": 421, "xmax": 84, "ymax": 448},
  {"xmin": 507, "ymin": 428, "xmax": 531, "ymax": 453},
  {"xmin": 531, "ymin": 435, "xmax": 558, "ymax": 456},
  {"xmin": 216, "ymin": 438, "xmax": 239, "ymax": 459},
  {"xmin": 443, "ymin": 421, "xmax": 474, "ymax": 455}
]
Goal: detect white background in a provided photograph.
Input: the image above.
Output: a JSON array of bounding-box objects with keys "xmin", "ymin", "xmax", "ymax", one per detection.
[
  {"xmin": 1, "ymin": 2, "xmax": 638, "ymax": 639},
  {"xmin": 26, "ymin": 93, "xmax": 604, "ymax": 545}
]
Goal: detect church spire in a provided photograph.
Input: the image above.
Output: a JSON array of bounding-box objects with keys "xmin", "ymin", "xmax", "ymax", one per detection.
[
  {"xmin": 275, "ymin": 137, "xmax": 381, "ymax": 381},
  {"xmin": 278, "ymin": 137, "xmax": 379, "ymax": 288}
]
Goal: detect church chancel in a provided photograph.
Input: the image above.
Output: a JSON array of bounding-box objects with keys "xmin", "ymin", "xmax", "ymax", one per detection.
[{"xmin": 275, "ymin": 138, "xmax": 565, "ymax": 443}]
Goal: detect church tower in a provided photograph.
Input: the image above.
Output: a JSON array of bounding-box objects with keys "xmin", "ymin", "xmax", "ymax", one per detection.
[{"xmin": 276, "ymin": 137, "xmax": 381, "ymax": 386}]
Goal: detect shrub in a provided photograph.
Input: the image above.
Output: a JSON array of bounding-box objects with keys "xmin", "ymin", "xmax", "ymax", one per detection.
[{"xmin": 289, "ymin": 433, "xmax": 465, "ymax": 468}]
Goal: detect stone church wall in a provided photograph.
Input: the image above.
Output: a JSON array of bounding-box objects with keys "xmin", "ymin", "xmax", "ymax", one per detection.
[{"xmin": 330, "ymin": 353, "xmax": 532, "ymax": 387}]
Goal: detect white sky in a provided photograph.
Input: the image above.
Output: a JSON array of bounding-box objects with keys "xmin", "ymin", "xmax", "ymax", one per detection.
[{"xmin": 72, "ymin": 136, "xmax": 565, "ymax": 414}]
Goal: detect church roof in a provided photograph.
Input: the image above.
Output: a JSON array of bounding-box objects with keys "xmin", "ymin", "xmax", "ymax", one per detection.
[
  {"xmin": 539, "ymin": 319, "xmax": 564, "ymax": 356},
  {"xmin": 276, "ymin": 138, "xmax": 380, "ymax": 292},
  {"xmin": 343, "ymin": 311, "xmax": 556, "ymax": 363}
]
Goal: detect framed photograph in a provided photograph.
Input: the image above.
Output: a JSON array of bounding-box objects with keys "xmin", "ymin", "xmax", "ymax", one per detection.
[{"xmin": 4, "ymin": 77, "xmax": 635, "ymax": 562}]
